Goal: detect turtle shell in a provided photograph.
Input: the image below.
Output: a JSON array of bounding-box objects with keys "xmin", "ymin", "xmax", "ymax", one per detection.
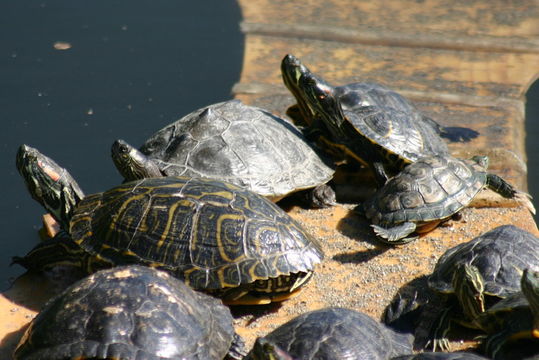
[
  {"xmin": 69, "ymin": 176, "xmax": 323, "ymax": 292},
  {"xmin": 336, "ymin": 82, "xmax": 449, "ymax": 161},
  {"xmin": 344, "ymin": 105, "xmax": 449, "ymax": 164},
  {"xmin": 14, "ymin": 266, "xmax": 237, "ymax": 360},
  {"xmin": 392, "ymin": 352, "xmax": 490, "ymax": 360},
  {"xmin": 362, "ymin": 155, "xmax": 487, "ymax": 229},
  {"xmin": 429, "ymin": 225, "xmax": 539, "ymax": 297},
  {"xmin": 138, "ymin": 100, "xmax": 334, "ymax": 200},
  {"xmin": 336, "ymin": 82, "xmax": 428, "ymax": 118},
  {"xmin": 245, "ymin": 307, "xmax": 413, "ymax": 360}
]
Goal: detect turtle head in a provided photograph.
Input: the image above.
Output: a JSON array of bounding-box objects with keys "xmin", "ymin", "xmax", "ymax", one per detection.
[
  {"xmin": 451, "ymin": 263, "xmax": 486, "ymax": 320},
  {"xmin": 281, "ymin": 54, "xmax": 310, "ymax": 92},
  {"xmin": 299, "ymin": 72, "xmax": 347, "ymax": 138},
  {"xmin": 247, "ymin": 338, "xmax": 295, "ymax": 360},
  {"xmin": 471, "ymin": 155, "xmax": 489, "ymax": 170},
  {"xmin": 16, "ymin": 144, "xmax": 84, "ymax": 229},
  {"xmin": 281, "ymin": 54, "xmax": 316, "ymax": 124},
  {"xmin": 521, "ymin": 269, "xmax": 539, "ymax": 337},
  {"xmin": 111, "ymin": 139, "xmax": 162, "ymax": 181}
]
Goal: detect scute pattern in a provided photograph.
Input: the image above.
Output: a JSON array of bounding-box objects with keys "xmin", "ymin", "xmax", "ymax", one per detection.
[
  {"xmin": 348, "ymin": 106, "xmax": 448, "ymax": 164},
  {"xmin": 69, "ymin": 176, "xmax": 323, "ymax": 290},
  {"xmin": 429, "ymin": 225, "xmax": 539, "ymax": 296},
  {"xmin": 363, "ymin": 156, "xmax": 487, "ymax": 227},
  {"xmin": 14, "ymin": 266, "xmax": 236, "ymax": 360},
  {"xmin": 246, "ymin": 307, "xmax": 413, "ymax": 360},
  {"xmin": 139, "ymin": 100, "xmax": 334, "ymax": 199}
]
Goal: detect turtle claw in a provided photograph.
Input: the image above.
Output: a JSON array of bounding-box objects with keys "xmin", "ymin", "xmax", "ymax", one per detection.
[
  {"xmin": 429, "ymin": 338, "xmax": 451, "ymax": 352},
  {"xmin": 515, "ymin": 191, "xmax": 536, "ymax": 215}
]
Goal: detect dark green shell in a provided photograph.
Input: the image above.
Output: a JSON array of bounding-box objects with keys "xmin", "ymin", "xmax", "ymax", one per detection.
[
  {"xmin": 14, "ymin": 266, "xmax": 237, "ymax": 360},
  {"xmin": 69, "ymin": 176, "xmax": 323, "ymax": 290},
  {"xmin": 245, "ymin": 308, "xmax": 413, "ymax": 360},
  {"xmin": 363, "ymin": 155, "xmax": 487, "ymax": 229},
  {"xmin": 429, "ymin": 225, "xmax": 539, "ymax": 297},
  {"xmin": 343, "ymin": 104, "xmax": 449, "ymax": 164}
]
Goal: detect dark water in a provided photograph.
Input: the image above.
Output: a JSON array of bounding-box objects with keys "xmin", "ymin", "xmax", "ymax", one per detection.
[{"xmin": 0, "ymin": 1, "xmax": 244, "ymax": 288}]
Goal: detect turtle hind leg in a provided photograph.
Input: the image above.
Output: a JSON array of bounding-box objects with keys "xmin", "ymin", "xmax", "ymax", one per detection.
[
  {"xmin": 226, "ymin": 333, "xmax": 248, "ymax": 360},
  {"xmin": 371, "ymin": 222, "xmax": 417, "ymax": 245},
  {"xmin": 486, "ymin": 174, "xmax": 536, "ymax": 214}
]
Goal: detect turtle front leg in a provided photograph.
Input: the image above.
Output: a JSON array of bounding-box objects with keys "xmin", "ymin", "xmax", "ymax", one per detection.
[
  {"xmin": 371, "ymin": 221, "xmax": 417, "ymax": 245},
  {"xmin": 486, "ymin": 173, "xmax": 517, "ymax": 198},
  {"xmin": 414, "ymin": 304, "xmax": 453, "ymax": 351},
  {"xmin": 486, "ymin": 174, "xmax": 536, "ymax": 214}
]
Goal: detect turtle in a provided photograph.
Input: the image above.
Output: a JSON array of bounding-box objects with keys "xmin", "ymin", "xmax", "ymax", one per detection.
[
  {"xmin": 385, "ymin": 225, "xmax": 539, "ymax": 351},
  {"xmin": 289, "ymin": 63, "xmax": 451, "ymax": 185},
  {"xmin": 360, "ymin": 154, "xmax": 535, "ymax": 244},
  {"xmin": 14, "ymin": 144, "xmax": 324, "ymax": 305},
  {"xmin": 475, "ymin": 269, "xmax": 539, "ymax": 360},
  {"xmin": 14, "ymin": 265, "xmax": 245, "ymax": 360},
  {"xmin": 281, "ymin": 54, "xmax": 479, "ymax": 143},
  {"xmin": 244, "ymin": 307, "xmax": 413, "ymax": 360},
  {"xmin": 111, "ymin": 99, "xmax": 336, "ymax": 208},
  {"xmin": 391, "ymin": 352, "xmax": 490, "ymax": 360}
]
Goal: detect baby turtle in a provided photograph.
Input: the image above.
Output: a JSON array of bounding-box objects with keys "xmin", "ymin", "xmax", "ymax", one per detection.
[
  {"xmin": 245, "ymin": 307, "xmax": 413, "ymax": 360},
  {"xmin": 15, "ymin": 145, "xmax": 324, "ymax": 305},
  {"xmin": 385, "ymin": 225, "xmax": 539, "ymax": 351},
  {"xmin": 361, "ymin": 155, "xmax": 534, "ymax": 244},
  {"xmin": 476, "ymin": 269, "xmax": 539, "ymax": 359},
  {"xmin": 111, "ymin": 99, "xmax": 336, "ymax": 207},
  {"xmin": 14, "ymin": 265, "xmax": 244, "ymax": 360}
]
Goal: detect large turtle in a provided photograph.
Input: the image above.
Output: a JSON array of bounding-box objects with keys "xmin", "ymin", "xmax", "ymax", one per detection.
[
  {"xmin": 385, "ymin": 225, "xmax": 539, "ymax": 351},
  {"xmin": 476, "ymin": 269, "xmax": 539, "ymax": 360},
  {"xmin": 281, "ymin": 54, "xmax": 478, "ymax": 143},
  {"xmin": 360, "ymin": 155, "xmax": 535, "ymax": 244},
  {"xmin": 288, "ymin": 63, "xmax": 451, "ymax": 185},
  {"xmin": 111, "ymin": 99, "xmax": 336, "ymax": 207},
  {"xmin": 14, "ymin": 265, "xmax": 245, "ymax": 360},
  {"xmin": 14, "ymin": 145, "xmax": 324, "ymax": 305},
  {"xmin": 245, "ymin": 307, "xmax": 413, "ymax": 360}
]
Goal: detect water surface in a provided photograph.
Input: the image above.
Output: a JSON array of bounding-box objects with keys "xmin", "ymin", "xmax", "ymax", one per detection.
[{"xmin": 0, "ymin": 1, "xmax": 243, "ymax": 288}]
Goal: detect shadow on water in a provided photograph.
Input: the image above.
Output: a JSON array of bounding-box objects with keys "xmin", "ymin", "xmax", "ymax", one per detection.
[
  {"xmin": 526, "ymin": 79, "xmax": 539, "ymax": 224},
  {"xmin": 0, "ymin": 1, "xmax": 244, "ymax": 289}
]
